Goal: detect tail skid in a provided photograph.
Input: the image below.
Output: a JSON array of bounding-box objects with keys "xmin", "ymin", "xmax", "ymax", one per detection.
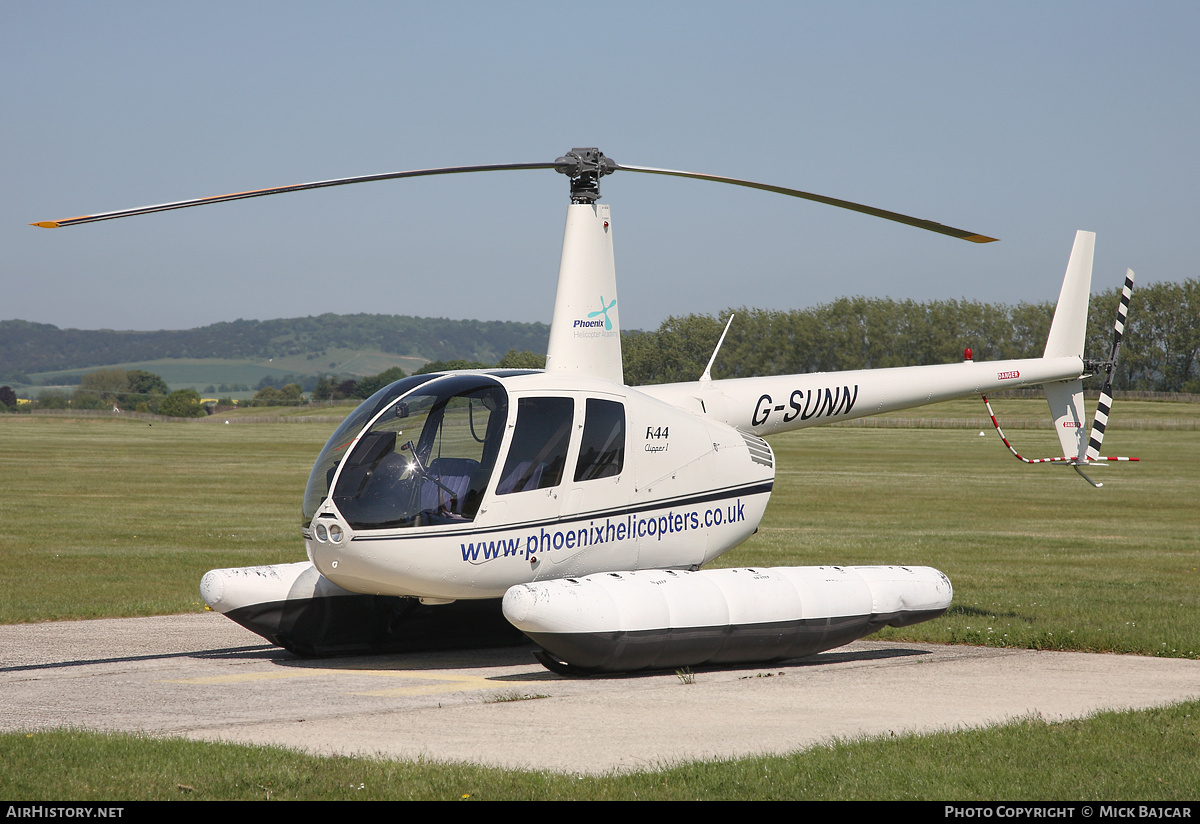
[{"xmin": 981, "ymin": 395, "xmax": 1138, "ymax": 488}]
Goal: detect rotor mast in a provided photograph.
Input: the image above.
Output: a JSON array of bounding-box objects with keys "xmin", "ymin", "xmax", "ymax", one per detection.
[{"xmin": 545, "ymin": 149, "xmax": 623, "ymax": 383}]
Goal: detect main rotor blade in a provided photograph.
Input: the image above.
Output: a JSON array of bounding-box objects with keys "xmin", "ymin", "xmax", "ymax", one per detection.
[
  {"xmin": 32, "ymin": 150, "xmax": 997, "ymax": 243},
  {"xmin": 31, "ymin": 162, "xmax": 560, "ymax": 228},
  {"xmin": 615, "ymin": 163, "xmax": 997, "ymax": 243}
]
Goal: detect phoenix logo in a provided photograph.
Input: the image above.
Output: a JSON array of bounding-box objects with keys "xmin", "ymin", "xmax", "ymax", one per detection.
[{"xmin": 589, "ymin": 296, "xmax": 617, "ymax": 331}]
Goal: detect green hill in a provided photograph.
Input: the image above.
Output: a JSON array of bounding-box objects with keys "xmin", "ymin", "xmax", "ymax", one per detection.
[{"xmin": 0, "ymin": 314, "xmax": 549, "ymax": 382}]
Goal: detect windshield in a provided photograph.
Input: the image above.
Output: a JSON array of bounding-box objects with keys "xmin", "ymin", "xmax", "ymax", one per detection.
[
  {"xmin": 324, "ymin": 374, "xmax": 508, "ymax": 530},
  {"xmin": 301, "ymin": 374, "xmax": 440, "ymax": 524}
]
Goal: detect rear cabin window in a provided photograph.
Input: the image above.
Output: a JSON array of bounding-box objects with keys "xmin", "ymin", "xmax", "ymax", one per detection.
[
  {"xmin": 496, "ymin": 397, "xmax": 574, "ymax": 494},
  {"xmin": 574, "ymin": 398, "xmax": 625, "ymax": 482}
]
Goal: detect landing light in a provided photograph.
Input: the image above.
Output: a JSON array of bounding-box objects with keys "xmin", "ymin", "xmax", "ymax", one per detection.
[{"xmin": 313, "ymin": 523, "xmax": 344, "ymax": 543}]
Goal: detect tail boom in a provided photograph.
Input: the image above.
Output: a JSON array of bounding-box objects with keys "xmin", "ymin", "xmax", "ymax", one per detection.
[{"xmin": 643, "ymin": 354, "xmax": 1085, "ymax": 436}]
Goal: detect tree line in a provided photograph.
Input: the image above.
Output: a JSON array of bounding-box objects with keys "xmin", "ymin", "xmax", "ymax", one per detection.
[
  {"xmin": 21, "ymin": 368, "xmax": 208, "ymax": 417},
  {"xmin": 4, "ymin": 278, "xmax": 1195, "ymax": 398},
  {"xmin": 312, "ymin": 352, "xmax": 547, "ymax": 401},
  {"xmin": 621, "ymin": 278, "xmax": 1199, "ymax": 393}
]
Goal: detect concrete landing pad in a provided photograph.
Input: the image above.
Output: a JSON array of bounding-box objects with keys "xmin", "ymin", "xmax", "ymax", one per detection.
[{"xmin": 2, "ymin": 613, "xmax": 1197, "ymax": 774}]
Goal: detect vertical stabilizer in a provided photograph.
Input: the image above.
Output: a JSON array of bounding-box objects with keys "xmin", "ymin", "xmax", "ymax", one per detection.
[
  {"xmin": 544, "ymin": 203, "xmax": 623, "ymax": 383},
  {"xmin": 1043, "ymin": 231, "xmax": 1094, "ymax": 458},
  {"xmin": 1041, "ymin": 233, "xmax": 1099, "ymax": 458},
  {"xmin": 1043, "ymin": 230, "xmax": 1095, "ymax": 359}
]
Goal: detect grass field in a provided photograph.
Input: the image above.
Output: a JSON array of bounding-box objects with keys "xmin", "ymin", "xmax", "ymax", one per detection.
[
  {"xmin": 5, "ymin": 702, "xmax": 1200, "ymax": 800},
  {"xmin": 3, "ymin": 401, "xmax": 1195, "ymax": 656},
  {"xmin": 1, "ymin": 401, "xmax": 1198, "ymax": 799}
]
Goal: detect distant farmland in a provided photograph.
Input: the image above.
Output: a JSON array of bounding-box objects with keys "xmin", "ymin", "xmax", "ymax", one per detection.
[{"xmin": 27, "ymin": 350, "xmax": 427, "ymax": 394}]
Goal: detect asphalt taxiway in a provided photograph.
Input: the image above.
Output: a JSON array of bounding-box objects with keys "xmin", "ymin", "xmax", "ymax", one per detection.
[{"xmin": 2, "ymin": 613, "xmax": 1197, "ymax": 774}]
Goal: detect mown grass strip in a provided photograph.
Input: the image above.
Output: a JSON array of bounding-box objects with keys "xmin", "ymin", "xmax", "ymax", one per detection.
[{"xmin": 3, "ymin": 700, "xmax": 1198, "ymax": 800}]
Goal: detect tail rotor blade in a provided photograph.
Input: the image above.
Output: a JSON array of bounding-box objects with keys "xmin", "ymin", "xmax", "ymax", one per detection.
[{"xmin": 1086, "ymin": 270, "xmax": 1135, "ymax": 462}]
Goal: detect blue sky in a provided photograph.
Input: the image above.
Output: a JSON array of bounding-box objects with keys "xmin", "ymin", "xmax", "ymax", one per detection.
[{"xmin": 4, "ymin": 2, "xmax": 1197, "ymax": 333}]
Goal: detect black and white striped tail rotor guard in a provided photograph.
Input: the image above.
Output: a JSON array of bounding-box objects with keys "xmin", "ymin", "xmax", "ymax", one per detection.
[{"xmin": 981, "ymin": 269, "xmax": 1139, "ymax": 488}]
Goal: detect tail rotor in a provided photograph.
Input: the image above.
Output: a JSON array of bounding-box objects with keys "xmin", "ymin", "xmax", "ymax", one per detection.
[
  {"xmin": 1084, "ymin": 269, "xmax": 1135, "ymax": 463},
  {"xmin": 983, "ymin": 268, "xmax": 1139, "ymax": 488}
]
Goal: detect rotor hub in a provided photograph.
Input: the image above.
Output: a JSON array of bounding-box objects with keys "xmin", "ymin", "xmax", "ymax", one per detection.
[{"xmin": 554, "ymin": 148, "xmax": 618, "ymax": 204}]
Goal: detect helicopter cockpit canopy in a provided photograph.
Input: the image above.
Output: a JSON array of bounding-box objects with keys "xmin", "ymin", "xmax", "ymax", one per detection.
[{"xmin": 302, "ymin": 374, "xmax": 509, "ymax": 530}]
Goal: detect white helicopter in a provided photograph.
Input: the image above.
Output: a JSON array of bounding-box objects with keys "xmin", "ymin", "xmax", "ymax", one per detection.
[{"xmin": 34, "ymin": 149, "xmax": 1135, "ymax": 673}]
